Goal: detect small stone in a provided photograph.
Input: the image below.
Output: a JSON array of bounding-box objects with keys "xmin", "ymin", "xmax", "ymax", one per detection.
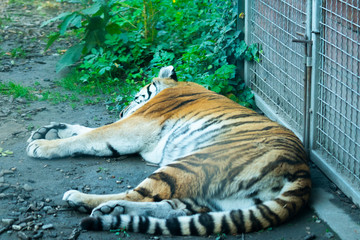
[
  {"xmin": 34, "ymin": 223, "xmax": 43, "ymax": 231},
  {"xmin": 29, "ymin": 203, "xmax": 37, "ymax": 211},
  {"xmin": 0, "ymin": 177, "xmax": 4, "ymax": 183},
  {"xmin": 45, "ymin": 198, "xmax": 51, "ymax": 203},
  {"xmin": 43, "ymin": 206, "xmax": 52, "ymax": 211},
  {"xmin": 32, "ymin": 230, "xmax": 44, "ymax": 239},
  {"xmin": 19, "ymin": 207, "xmax": 28, "ymax": 213},
  {"xmin": 12, "ymin": 224, "xmax": 22, "ymax": 231},
  {"xmin": 42, "ymin": 223, "xmax": 54, "ymax": 230},
  {"xmin": 0, "ymin": 169, "xmax": 14, "ymax": 176},
  {"xmin": 304, "ymin": 234, "xmax": 316, "ymax": 240},
  {"xmin": 2, "ymin": 218, "xmax": 15, "ymax": 225},
  {"xmin": 325, "ymin": 232, "xmax": 334, "ymax": 239},
  {"xmin": 19, "ymin": 222, "xmax": 27, "ymax": 228},
  {"xmin": 23, "ymin": 184, "xmax": 33, "ymax": 192},
  {"xmin": 17, "ymin": 231, "xmax": 30, "ymax": 240},
  {"xmin": 127, "ymin": 185, "xmax": 132, "ymax": 189}
]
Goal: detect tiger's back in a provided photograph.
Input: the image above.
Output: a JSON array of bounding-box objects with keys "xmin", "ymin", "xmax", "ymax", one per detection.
[{"xmin": 27, "ymin": 66, "xmax": 311, "ymax": 235}]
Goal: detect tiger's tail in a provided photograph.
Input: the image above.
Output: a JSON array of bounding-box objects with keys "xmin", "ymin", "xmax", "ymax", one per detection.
[{"xmin": 80, "ymin": 177, "xmax": 311, "ymax": 235}]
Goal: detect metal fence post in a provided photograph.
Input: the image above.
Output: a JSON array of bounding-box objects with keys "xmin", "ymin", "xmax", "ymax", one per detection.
[
  {"xmin": 244, "ymin": 0, "xmax": 250, "ymax": 86},
  {"xmin": 309, "ymin": 0, "xmax": 321, "ymax": 152}
]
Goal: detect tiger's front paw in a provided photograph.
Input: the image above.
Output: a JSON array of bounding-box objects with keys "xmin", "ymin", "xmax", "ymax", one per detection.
[
  {"xmin": 63, "ymin": 190, "xmax": 93, "ymax": 213},
  {"xmin": 26, "ymin": 139, "xmax": 61, "ymax": 159}
]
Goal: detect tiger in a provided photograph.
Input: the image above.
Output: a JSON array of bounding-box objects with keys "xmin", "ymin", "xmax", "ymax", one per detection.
[{"xmin": 26, "ymin": 66, "xmax": 311, "ymax": 236}]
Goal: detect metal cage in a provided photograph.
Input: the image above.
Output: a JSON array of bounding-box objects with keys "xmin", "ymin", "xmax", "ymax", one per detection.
[{"xmin": 245, "ymin": 0, "xmax": 360, "ymax": 205}]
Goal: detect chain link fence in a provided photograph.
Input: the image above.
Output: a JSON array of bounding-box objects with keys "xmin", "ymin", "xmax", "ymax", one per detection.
[{"xmin": 244, "ymin": 0, "xmax": 360, "ymax": 205}]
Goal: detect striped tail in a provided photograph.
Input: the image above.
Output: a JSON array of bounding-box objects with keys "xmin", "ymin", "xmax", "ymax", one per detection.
[{"xmin": 81, "ymin": 180, "xmax": 311, "ymax": 236}]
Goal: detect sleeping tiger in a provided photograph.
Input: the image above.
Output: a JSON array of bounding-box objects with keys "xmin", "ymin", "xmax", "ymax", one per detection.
[{"xmin": 26, "ymin": 66, "xmax": 311, "ymax": 236}]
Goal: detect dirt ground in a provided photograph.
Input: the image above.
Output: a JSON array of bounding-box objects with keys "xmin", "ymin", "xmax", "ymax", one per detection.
[{"xmin": 0, "ymin": 2, "xmax": 359, "ymax": 240}]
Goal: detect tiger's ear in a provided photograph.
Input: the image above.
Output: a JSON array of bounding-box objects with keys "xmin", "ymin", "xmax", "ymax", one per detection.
[{"xmin": 158, "ymin": 66, "xmax": 178, "ymax": 81}]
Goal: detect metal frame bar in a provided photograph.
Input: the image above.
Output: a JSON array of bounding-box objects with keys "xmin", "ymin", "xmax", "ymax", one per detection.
[{"xmin": 243, "ymin": 0, "xmax": 360, "ymax": 206}]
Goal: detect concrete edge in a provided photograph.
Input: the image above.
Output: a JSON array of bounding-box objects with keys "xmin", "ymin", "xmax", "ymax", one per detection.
[{"xmin": 311, "ymin": 188, "xmax": 360, "ymax": 240}]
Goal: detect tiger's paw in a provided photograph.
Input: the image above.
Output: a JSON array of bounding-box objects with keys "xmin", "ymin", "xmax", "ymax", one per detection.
[
  {"xmin": 26, "ymin": 139, "xmax": 62, "ymax": 159},
  {"xmin": 27, "ymin": 122, "xmax": 68, "ymax": 143},
  {"xmin": 27, "ymin": 122, "xmax": 91, "ymax": 143},
  {"xmin": 91, "ymin": 200, "xmax": 183, "ymax": 218},
  {"xmin": 63, "ymin": 190, "xmax": 92, "ymax": 213},
  {"xmin": 90, "ymin": 200, "xmax": 126, "ymax": 217}
]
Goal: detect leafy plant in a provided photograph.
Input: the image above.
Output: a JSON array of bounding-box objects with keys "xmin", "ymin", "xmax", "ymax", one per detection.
[
  {"xmin": 42, "ymin": 0, "xmax": 123, "ymax": 72},
  {"xmin": 45, "ymin": 0, "xmax": 259, "ymax": 110}
]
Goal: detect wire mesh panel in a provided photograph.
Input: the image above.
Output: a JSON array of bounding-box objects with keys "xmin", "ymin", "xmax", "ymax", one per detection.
[
  {"xmin": 315, "ymin": 0, "xmax": 360, "ymax": 188},
  {"xmin": 247, "ymin": 0, "xmax": 307, "ymax": 137}
]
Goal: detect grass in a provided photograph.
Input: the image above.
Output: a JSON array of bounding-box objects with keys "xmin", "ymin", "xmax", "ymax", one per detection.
[
  {"xmin": 0, "ymin": 82, "xmax": 36, "ymax": 100},
  {"xmin": 0, "ymin": 78, "xmax": 107, "ymax": 108}
]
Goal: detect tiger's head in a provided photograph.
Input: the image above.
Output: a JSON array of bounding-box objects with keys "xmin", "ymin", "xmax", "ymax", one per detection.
[{"xmin": 119, "ymin": 66, "xmax": 178, "ymax": 119}]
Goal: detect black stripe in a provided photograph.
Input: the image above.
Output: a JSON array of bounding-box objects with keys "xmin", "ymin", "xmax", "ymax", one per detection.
[
  {"xmin": 145, "ymin": 84, "xmax": 152, "ymax": 100},
  {"xmin": 134, "ymin": 187, "xmax": 151, "ymax": 197},
  {"xmin": 285, "ymin": 170, "xmax": 311, "ymax": 182},
  {"xmin": 282, "ymin": 186, "xmax": 311, "ymax": 197},
  {"xmin": 256, "ymin": 204, "xmax": 274, "ymax": 226},
  {"xmin": 106, "ymin": 143, "xmax": 121, "ymax": 157},
  {"xmin": 244, "ymin": 156, "xmax": 306, "ymax": 190},
  {"xmin": 148, "ymin": 172, "xmax": 177, "ymax": 197},
  {"xmin": 189, "ymin": 218, "xmax": 199, "ymax": 235},
  {"xmin": 179, "ymin": 199, "xmax": 198, "ymax": 214},
  {"xmin": 80, "ymin": 217, "xmax": 102, "ymax": 231},
  {"xmin": 230, "ymin": 210, "xmax": 245, "ymax": 233},
  {"xmin": 154, "ymin": 222, "xmax": 162, "ymax": 235},
  {"xmin": 111, "ymin": 215, "xmax": 120, "ymax": 229},
  {"xmin": 167, "ymin": 162, "xmax": 197, "ymax": 175},
  {"xmin": 275, "ymin": 199, "xmax": 293, "ymax": 216},
  {"xmin": 253, "ymin": 198, "xmax": 263, "ymax": 205},
  {"xmin": 249, "ymin": 209, "xmax": 263, "ymax": 232},
  {"xmin": 127, "ymin": 216, "xmax": 134, "ymax": 232},
  {"xmin": 260, "ymin": 203, "xmax": 281, "ymax": 224},
  {"xmin": 153, "ymin": 194, "xmax": 163, "ymax": 202},
  {"xmin": 221, "ymin": 215, "xmax": 230, "ymax": 234},
  {"xmin": 198, "ymin": 213, "xmax": 214, "ymax": 235},
  {"xmin": 162, "ymin": 99, "xmax": 197, "ymax": 114},
  {"xmin": 224, "ymin": 112, "xmax": 258, "ymax": 120},
  {"xmin": 138, "ymin": 216, "xmax": 150, "ymax": 233},
  {"xmin": 166, "ymin": 217, "xmax": 182, "ymax": 235}
]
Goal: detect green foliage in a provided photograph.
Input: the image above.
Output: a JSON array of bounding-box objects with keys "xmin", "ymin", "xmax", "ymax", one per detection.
[
  {"xmin": 46, "ymin": 0, "xmax": 260, "ymax": 110},
  {"xmin": 0, "ymin": 82, "xmax": 36, "ymax": 100},
  {"xmin": 9, "ymin": 46, "xmax": 27, "ymax": 58}
]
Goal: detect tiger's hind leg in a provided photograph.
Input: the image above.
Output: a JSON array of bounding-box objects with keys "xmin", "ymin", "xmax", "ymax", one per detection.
[
  {"xmin": 63, "ymin": 157, "xmax": 210, "ymax": 213},
  {"xmin": 27, "ymin": 122, "xmax": 93, "ymax": 142}
]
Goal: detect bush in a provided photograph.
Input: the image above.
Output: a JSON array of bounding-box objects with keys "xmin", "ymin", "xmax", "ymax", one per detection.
[{"xmin": 45, "ymin": 0, "xmax": 259, "ymax": 110}]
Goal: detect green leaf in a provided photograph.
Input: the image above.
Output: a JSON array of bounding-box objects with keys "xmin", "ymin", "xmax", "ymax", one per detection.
[
  {"xmin": 71, "ymin": 15, "xmax": 83, "ymax": 28},
  {"xmin": 106, "ymin": 22, "xmax": 122, "ymax": 35},
  {"xmin": 41, "ymin": 12, "xmax": 72, "ymax": 28},
  {"xmin": 59, "ymin": 12, "xmax": 80, "ymax": 35},
  {"xmin": 45, "ymin": 32, "xmax": 60, "ymax": 51},
  {"xmin": 56, "ymin": 43, "xmax": 85, "ymax": 72},
  {"xmin": 81, "ymin": 2, "xmax": 102, "ymax": 15}
]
